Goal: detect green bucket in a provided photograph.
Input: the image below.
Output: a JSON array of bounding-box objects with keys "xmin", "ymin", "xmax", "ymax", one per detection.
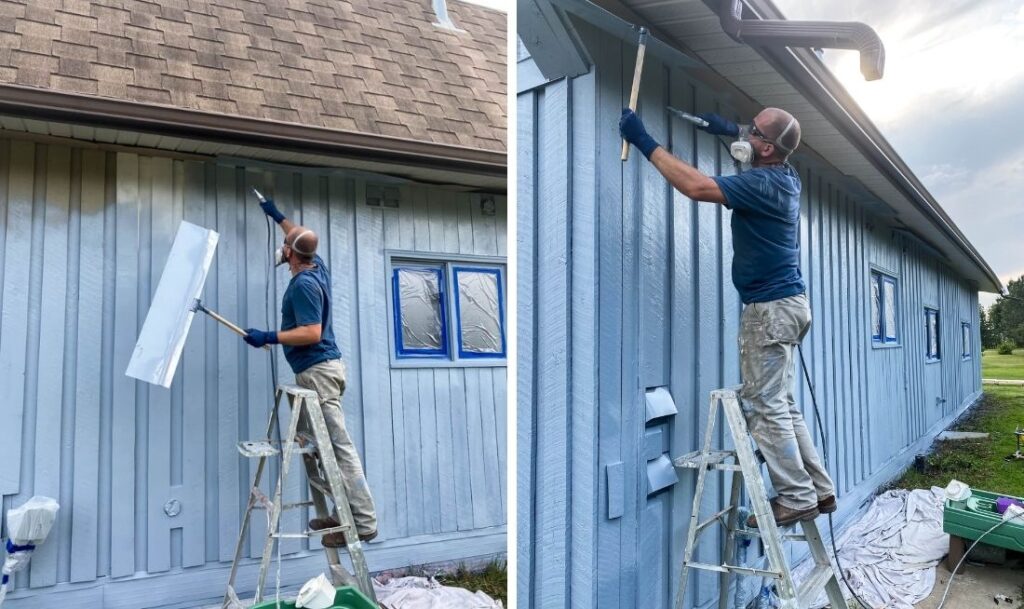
[{"xmin": 250, "ymin": 586, "xmax": 377, "ymax": 609}]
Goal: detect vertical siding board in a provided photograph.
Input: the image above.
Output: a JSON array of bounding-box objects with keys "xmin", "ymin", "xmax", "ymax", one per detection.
[
  {"xmin": 181, "ymin": 160, "xmax": 207, "ymax": 568},
  {"xmin": 450, "ymin": 369, "xmax": 475, "ymax": 531},
  {"xmin": 495, "ymin": 196, "xmax": 507, "ymax": 256},
  {"xmin": 30, "ymin": 145, "xmax": 71, "ymax": 587},
  {"xmin": 516, "ymin": 90, "xmax": 537, "ymax": 604},
  {"xmin": 111, "ymin": 151, "xmax": 139, "ymax": 577},
  {"xmin": 417, "ymin": 368, "xmax": 443, "ymax": 533},
  {"xmin": 70, "ymin": 149, "xmax": 105, "ymax": 583},
  {"xmin": 668, "ymin": 75, "xmax": 698, "ymax": 609},
  {"xmin": 433, "ymin": 369, "xmax": 457, "ymax": 532},
  {"xmin": 477, "ymin": 368, "xmax": 503, "ymax": 527},
  {"xmin": 146, "ymin": 156, "xmax": 174, "ymax": 575},
  {"xmin": 493, "ymin": 366, "xmax": 508, "ymax": 518},
  {"xmin": 593, "ymin": 31, "xmax": 623, "ymax": 609},
  {"xmin": 214, "ymin": 163, "xmax": 242, "ymax": 562},
  {"xmin": 535, "ymin": 76, "xmax": 571, "ymax": 608},
  {"xmin": 0, "ymin": 140, "xmax": 34, "ymax": 497},
  {"xmin": 471, "ymin": 192, "xmax": 499, "ymax": 256},
  {"xmin": 464, "ymin": 368, "xmax": 491, "ymax": 530},
  {"xmin": 381, "ymin": 188, "xmax": 407, "ymax": 540},
  {"xmin": 569, "ymin": 64, "xmax": 598, "ymax": 609}
]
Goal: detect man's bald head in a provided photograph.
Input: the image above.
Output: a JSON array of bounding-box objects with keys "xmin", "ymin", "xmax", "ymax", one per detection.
[
  {"xmin": 753, "ymin": 107, "xmax": 801, "ymax": 161},
  {"xmin": 285, "ymin": 225, "xmax": 319, "ymax": 262}
]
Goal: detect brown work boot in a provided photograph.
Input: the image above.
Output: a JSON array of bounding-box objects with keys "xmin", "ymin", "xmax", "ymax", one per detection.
[
  {"xmin": 322, "ymin": 529, "xmax": 378, "ymax": 548},
  {"xmin": 746, "ymin": 499, "xmax": 819, "ymax": 528},
  {"xmin": 818, "ymin": 495, "xmax": 838, "ymax": 514},
  {"xmin": 309, "ymin": 516, "xmax": 340, "ymax": 531}
]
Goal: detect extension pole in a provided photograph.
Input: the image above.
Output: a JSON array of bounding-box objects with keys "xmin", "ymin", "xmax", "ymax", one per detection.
[{"xmin": 621, "ymin": 27, "xmax": 649, "ymax": 161}]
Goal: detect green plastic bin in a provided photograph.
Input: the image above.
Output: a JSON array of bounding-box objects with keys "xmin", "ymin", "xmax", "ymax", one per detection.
[
  {"xmin": 943, "ymin": 488, "xmax": 1024, "ymax": 553},
  {"xmin": 250, "ymin": 586, "xmax": 377, "ymax": 609}
]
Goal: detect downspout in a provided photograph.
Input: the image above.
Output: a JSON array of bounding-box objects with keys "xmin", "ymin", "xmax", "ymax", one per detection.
[{"xmin": 718, "ymin": 0, "xmax": 885, "ymax": 81}]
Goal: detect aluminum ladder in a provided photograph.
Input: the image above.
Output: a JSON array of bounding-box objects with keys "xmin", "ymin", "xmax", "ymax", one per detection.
[
  {"xmin": 672, "ymin": 388, "xmax": 847, "ymax": 609},
  {"xmin": 222, "ymin": 384, "xmax": 377, "ymax": 607}
]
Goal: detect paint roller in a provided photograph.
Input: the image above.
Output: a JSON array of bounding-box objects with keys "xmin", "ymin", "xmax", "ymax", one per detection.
[{"xmin": 190, "ymin": 298, "xmax": 270, "ymax": 351}]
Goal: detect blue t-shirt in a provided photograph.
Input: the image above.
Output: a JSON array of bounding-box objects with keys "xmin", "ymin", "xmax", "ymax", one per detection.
[
  {"xmin": 281, "ymin": 254, "xmax": 342, "ymax": 374},
  {"xmin": 712, "ymin": 165, "xmax": 806, "ymax": 304}
]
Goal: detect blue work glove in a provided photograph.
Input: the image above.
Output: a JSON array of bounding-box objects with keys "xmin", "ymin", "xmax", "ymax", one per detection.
[
  {"xmin": 259, "ymin": 197, "xmax": 286, "ymax": 224},
  {"xmin": 696, "ymin": 112, "xmax": 739, "ymax": 137},
  {"xmin": 243, "ymin": 328, "xmax": 278, "ymax": 348},
  {"xmin": 619, "ymin": 108, "xmax": 660, "ymax": 159}
]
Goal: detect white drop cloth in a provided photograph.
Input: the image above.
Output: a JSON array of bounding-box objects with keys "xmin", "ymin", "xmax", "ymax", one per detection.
[
  {"xmin": 373, "ymin": 576, "xmax": 503, "ymax": 609},
  {"xmin": 794, "ymin": 487, "xmax": 949, "ymax": 609}
]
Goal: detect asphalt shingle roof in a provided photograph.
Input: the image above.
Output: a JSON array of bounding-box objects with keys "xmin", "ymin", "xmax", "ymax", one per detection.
[{"xmin": 0, "ymin": 0, "xmax": 507, "ymax": 152}]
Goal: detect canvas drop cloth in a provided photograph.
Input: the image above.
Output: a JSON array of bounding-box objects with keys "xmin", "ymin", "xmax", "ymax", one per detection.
[
  {"xmin": 373, "ymin": 576, "xmax": 502, "ymax": 609},
  {"xmin": 793, "ymin": 487, "xmax": 949, "ymax": 609}
]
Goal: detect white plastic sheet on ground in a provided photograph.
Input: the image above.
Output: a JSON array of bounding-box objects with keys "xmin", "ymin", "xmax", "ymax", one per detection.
[
  {"xmin": 373, "ymin": 576, "xmax": 503, "ymax": 609},
  {"xmin": 793, "ymin": 487, "xmax": 948, "ymax": 609}
]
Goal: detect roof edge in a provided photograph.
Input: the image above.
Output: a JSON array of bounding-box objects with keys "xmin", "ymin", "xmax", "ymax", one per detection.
[
  {"xmin": 743, "ymin": 0, "xmax": 1003, "ymax": 293},
  {"xmin": 0, "ymin": 84, "xmax": 507, "ymax": 178}
]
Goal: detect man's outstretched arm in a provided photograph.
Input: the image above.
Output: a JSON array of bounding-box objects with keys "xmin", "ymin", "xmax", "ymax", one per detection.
[
  {"xmin": 619, "ymin": 109, "xmax": 726, "ymax": 205},
  {"xmin": 258, "ymin": 196, "xmax": 296, "ymax": 234}
]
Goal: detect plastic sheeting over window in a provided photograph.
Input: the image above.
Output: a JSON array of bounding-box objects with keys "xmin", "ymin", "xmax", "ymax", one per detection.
[
  {"xmin": 394, "ymin": 267, "xmax": 446, "ymax": 355},
  {"xmin": 883, "ymin": 277, "xmax": 897, "ymax": 342},
  {"xmin": 871, "ymin": 277, "xmax": 881, "ymax": 339},
  {"xmin": 962, "ymin": 322, "xmax": 971, "ymax": 358},
  {"xmin": 925, "ymin": 308, "xmax": 939, "ymax": 360},
  {"xmin": 454, "ymin": 267, "xmax": 505, "ymax": 357}
]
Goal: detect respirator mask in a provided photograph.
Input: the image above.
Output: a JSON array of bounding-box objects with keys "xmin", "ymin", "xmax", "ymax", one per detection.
[
  {"xmin": 729, "ymin": 124, "xmax": 754, "ymax": 164},
  {"xmin": 275, "ymin": 230, "xmax": 315, "ymax": 267}
]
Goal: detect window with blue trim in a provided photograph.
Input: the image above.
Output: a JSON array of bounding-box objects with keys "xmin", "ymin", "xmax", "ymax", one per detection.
[
  {"xmin": 962, "ymin": 322, "xmax": 971, "ymax": 358},
  {"xmin": 871, "ymin": 270, "xmax": 899, "ymax": 344},
  {"xmin": 925, "ymin": 308, "xmax": 940, "ymax": 361},
  {"xmin": 392, "ymin": 265, "xmax": 448, "ymax": 358},
  {"xmin": 453, "ymin": 267, "xmax": 507, "ymax": 358},
  {"xmin": 390, "ymin": 259, "xmax": 506, "ymax": 363}
]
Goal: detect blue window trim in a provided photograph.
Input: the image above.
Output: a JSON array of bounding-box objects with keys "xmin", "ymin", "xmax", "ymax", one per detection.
[
  {"xmin": 871, "ymin": 270, "xmax": 899, "ymax": 345},
  {"xmin": 925, "ymin": 307, "xmax": 940, "ymax": 361},
  {"xmin": 392, "ymin": 265, "xmax": 449, "ymax": 359},
  {"xmin": 961, "ymin": 321, "xmax": 971, "ymax": 359},
  {"xmin": 452, "ymin": 266, "xmax": 507, "ymax": 359}
]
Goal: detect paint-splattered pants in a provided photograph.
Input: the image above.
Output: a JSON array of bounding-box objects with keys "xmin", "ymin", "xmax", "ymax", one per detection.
[
  {"xmin": 295, "ymin": 359, "xmax": 378, "ymax": 535},
  {"xmin": 739, "ymin": 293, "xmax": 835, "ymax": 511}
]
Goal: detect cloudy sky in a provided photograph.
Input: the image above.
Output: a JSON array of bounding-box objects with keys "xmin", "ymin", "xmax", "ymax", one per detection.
[{"xmin": 771, "ymin": 0, "xmax": 1024, "ymax": 305}]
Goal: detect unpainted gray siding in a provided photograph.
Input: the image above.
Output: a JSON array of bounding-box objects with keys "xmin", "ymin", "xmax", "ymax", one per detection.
[
  {"xmin": 0, "ymin": 136, "xmax": 507, "ymax": 608},
  {"xmin": 517, "ymin": 23, "xmax": 981, "ymax": 609}
]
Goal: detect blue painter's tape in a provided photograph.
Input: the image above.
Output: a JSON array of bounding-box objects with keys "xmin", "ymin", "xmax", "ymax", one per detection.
[
  {"xmin": 392, "ymin": 265, "xmax": 449, "ymax": 359},
  {"xmin": 5, "ymin": 540, "xmax": 35, "ymax": 553},
  {"xmin": 452, "ymin": 266, "xmax": 506, "ymax": 359}
]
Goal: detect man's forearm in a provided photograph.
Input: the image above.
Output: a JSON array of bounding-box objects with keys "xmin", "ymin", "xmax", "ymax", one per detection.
[
  {"xmin": 649, "ymin": 148, "xmax": 726, "ymax": 204},
  {"xmin": 280, "ymin": 218, "xmax": 296, "ymax": 234},
  {"xmin": 276, "ymin": 324, "xmax": 321, "ymax": 346}
]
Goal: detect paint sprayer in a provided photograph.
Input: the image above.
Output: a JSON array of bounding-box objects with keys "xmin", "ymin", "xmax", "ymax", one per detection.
[{"xmin": 0, "ymin": 496, "xmax": 59, "ymax": 606}]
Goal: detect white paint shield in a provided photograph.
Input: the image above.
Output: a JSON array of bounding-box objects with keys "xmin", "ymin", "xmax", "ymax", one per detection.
[{"xmin": 126, "ymin": 221, "xmax": 218, "ymax": 388}]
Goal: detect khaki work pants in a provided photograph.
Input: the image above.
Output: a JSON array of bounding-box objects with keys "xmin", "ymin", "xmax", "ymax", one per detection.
[
  {"xmin": 738, "ymin": 293, "xmax": 835, "ymax": 511},
  {"xmin": 295, "ymin": 359, "xmax": 378, "ymax": 535}
]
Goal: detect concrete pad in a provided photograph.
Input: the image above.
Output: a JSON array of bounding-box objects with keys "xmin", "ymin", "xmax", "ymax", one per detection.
[
  {"xmin": 936, "ymin": 431, "xmax": 990, "ymax": 441},
  {"xmin": 914, "ymin": 561, "xmax": 1024, "ymax": 608}
]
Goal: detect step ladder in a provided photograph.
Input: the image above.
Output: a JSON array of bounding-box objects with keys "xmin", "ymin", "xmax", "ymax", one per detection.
[
  {"xmin": 672, "ymin": 388, "xmax": 847, "ymax": 609},
  {"xmin": 222, "ymin": 384, "xmax": 377, "ymax": 607}
]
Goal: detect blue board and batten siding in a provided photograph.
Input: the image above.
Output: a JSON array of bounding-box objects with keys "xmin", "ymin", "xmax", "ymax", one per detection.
[
  {"xmin": 0, "ymin": 137, "xmax": 506, "ymax": 608},
  {"xmin": 518, "ymin": 22, "xmax": 981, "ymax": 609}
]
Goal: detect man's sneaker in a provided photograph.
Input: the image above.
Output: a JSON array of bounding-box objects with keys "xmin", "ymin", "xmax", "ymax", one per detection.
[
  {"xmin": 818, "ymin": 495, "xmax": 838, "ymax": 514},
  {"xmin": 746, "ymin": 499, "xmax": 819, "ymax": 528},
  {"xmin": 322, "ymin": 529, "xmax": 378, "ymax": 548}
]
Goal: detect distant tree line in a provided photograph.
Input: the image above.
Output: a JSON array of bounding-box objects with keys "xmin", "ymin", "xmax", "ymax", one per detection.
[{"xmin": 982, "ymin": 275, "xmax": 1024, "ymax": 353}]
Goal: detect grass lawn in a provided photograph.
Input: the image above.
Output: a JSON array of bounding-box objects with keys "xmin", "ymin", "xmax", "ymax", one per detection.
[
  {"xmin": 889, "ymin": 385, "xmax": 1024, "ymax": 495},
  {"xmin": 982, "ymin": 348, "xmax": 1024, "ymax": 380},
  {"xmin": 437, "ymin": 560, "xmax": 507, "ymax": 605}
]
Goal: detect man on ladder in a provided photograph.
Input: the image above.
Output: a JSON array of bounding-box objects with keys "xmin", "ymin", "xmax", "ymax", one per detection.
[
  {"xmin": 243, "ymin": 196, "xmax": 378, "ymax": 547},
  {"xmin": 620, "ymin": 106, "xmax": 836, "ymax": 528}
]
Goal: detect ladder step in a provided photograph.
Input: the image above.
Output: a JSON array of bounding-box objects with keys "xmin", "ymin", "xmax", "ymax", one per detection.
[
  {"xmin": 237, "ymin": 440, "xmax": 317, "ymax": 458},
  {"xmin": 797, "ymin": 564, "xmax": 835, "ymax": 608},
  {"xmin": 735, "ymin": 528, "xmax": 807, "ymax": 542},
  {"xmin": 271, "ymin": 523, "xmax": 352, "ymax": 539},
  {"xmin": 673, "ymin": 450, "xmax": 737, "ymax": 469},
  {"xmin": 684, "ymin": 561, "xmax": 783, "ymax": 579},
  {"xmin": 307, "ymin": 475, "xmax": 331, "ymax": 495}
]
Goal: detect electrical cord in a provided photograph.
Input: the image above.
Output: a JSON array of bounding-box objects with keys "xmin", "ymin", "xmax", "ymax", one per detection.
[{"xmin": 797, "ymin": 345, "xmax": 874, "ymax": 609}]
